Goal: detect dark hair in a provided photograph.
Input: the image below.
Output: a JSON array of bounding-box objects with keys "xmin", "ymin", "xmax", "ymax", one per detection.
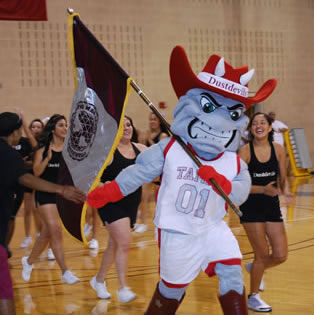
[
  {"xmin": 125, "ymin": 115, "xmax": 138, "ymax": 142},
  {"xmin": 149, "ymin": 112, "xmax": 170, "ymax": 136},
  {"xmin": 247, "ymin": 112, "xmax": 274, "ymax": 143},
  {"xmin": 0, "ymin": 112, "xmax": 22, "ymax": 136},
  {"xmin": 29, "ymin": 118, "xmax": 44, "ymax": 130},
  {"xmin": 37, "ymin": 114, "xmax": 66, "ymax": 158}
]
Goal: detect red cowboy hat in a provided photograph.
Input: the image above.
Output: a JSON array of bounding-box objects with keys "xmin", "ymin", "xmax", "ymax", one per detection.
[{"xmin": 169, "ymin": 46, "xmax": 277, "ymax": 109}]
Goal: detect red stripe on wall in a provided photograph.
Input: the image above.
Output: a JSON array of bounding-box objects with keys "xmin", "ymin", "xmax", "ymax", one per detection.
[{"xmin": 0, "ymin": 0, "xmax": 47, "ymax": 21}]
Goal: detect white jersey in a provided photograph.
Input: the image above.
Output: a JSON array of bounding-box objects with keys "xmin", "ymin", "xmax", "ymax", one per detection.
[{"xmin": 154, "ymin": 138, "xmax": 240, "ymax": 235}]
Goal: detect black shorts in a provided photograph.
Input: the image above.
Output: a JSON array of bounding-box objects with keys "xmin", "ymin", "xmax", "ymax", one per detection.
[
  {"xmin": 35, "ymin": 191, "xmax": 56, "ymax": 206},
  {"xmin": 240, "ymin": 195, "xmax": 283, "ymax": 223},
  {"xmin": 98, "ymin": 189, "xmax": 141, "ymax": 228}
]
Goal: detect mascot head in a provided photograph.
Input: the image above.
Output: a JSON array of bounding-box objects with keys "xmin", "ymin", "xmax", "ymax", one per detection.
[{"xmin": 170, "ymin": 46, "xmax": 277, "ymax": 157}]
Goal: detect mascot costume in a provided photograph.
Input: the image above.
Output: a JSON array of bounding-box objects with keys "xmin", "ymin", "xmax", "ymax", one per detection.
[{"xmin": 88, "ymin": 46, "xmax": 277, "ymax": 314}]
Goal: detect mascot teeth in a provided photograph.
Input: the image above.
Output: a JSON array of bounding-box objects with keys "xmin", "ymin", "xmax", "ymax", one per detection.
[{"xmin": 188, "ymin": 118, "xmax": 234, "ymax": 146}]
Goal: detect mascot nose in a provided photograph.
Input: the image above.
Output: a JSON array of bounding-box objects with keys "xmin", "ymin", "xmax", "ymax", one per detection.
[{"xmin": 208, "ymin": 107, "xmax": 234, "ymax": 127}]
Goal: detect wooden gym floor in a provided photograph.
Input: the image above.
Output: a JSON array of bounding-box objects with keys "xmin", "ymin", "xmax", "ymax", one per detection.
[{"xmin": 8, "ymin": 176, "xmax": 314, "ymax": 314}]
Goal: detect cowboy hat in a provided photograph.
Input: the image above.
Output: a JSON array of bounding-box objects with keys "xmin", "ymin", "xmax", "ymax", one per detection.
[{"xmin": 169, "ymin": 46, "xmax": 277, "ymax": 109}]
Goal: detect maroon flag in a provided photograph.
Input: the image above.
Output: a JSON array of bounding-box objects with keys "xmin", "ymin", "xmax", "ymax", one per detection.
[
  {"xmin": 56, "ymin": 13, "xmax": 132, "ymax": 243},
  {"xmin": 0, "ymin": 0, "xmax": 47, "ymax": 21}
]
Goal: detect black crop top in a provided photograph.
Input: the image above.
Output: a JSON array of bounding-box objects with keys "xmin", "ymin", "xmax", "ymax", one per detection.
[
  {"xmin": 39, "ymin": 150, "xmax": 62, "ymax": 184},
  {"xmin": 101, "ymin": 143, "xmax": 140, "ymax": 182},
  {"xmin": 248, "ymin": 141, "xmax": 279, "ymax": 186}
]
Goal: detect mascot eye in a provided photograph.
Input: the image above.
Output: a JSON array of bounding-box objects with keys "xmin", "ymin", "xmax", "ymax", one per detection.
[
  {"xmin": 200, "ymin": 96, "xmax": 217, "ymax": 113},
  {"xmin": 230, "ymin": 109, "xmax": 243, "ymax": 121}
]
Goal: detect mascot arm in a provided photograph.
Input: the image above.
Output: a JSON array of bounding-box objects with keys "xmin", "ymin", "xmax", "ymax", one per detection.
[
  {"xmin": 87, "ymin": 181, "xmax": 123, "ymax": 208},
  {"xmin": 229, "ymin": 159, "xmax": 251, "ymax": 206},
  {"xmin": 88, "ymin": 139, "xmax": 169, "ymax": 208},
  {"xmin": 116, "ymin": 141, "xmax": 167, "ymax": 195}
]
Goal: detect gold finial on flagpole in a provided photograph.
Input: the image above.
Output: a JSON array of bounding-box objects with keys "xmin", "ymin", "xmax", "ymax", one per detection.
[{"xmin": 67, "ymin": 8, "xmax": 74, "ymax": 15}]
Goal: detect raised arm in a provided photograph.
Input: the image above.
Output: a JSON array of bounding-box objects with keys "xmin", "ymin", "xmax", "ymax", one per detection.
[{"xmin": 19, "ymin": 112, "xmax": 38, "ymax": 149}]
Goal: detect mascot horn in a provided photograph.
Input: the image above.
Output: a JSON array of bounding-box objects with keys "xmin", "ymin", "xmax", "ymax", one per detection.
[{"xmin": 88, "ymin": 46, "xmax": 277, "ymax": 315}]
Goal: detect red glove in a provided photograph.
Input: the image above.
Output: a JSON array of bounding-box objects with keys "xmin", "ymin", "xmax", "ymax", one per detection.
[
  {"xmin": 87, "ymin": 181, "xmax": 124, "ymax": 208},
  {"xmin": 197, "ymin": 165, "xmax": 232, "ymax": 196}
]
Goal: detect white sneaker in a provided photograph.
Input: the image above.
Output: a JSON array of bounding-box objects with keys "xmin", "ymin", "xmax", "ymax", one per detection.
[
  {"xmin": 62, "ymin": 270, "xmax": 80, "ymax": 284},
  {"xmin": 245, "ymin": 262, "xmax": 265, "ymax": 291},
  {"xmin": 89, "ymin": 238, "xmax": 99, "ymax": 249},
  {"xmin": 90, "ymin": 276, "xmax": 111, "ymax": 299},
  {"xmin": 84, "ymin": 223, "xmax": 93, "ymax": 237},
  {"xmin": 21, "ymin": 256, "xmax": 33, "ymax": 281},
  {"xmin": 134, "ymin": 224, "xmax": 148, "ymax": 234},
  {"xmin": 21, "ymin": 236, "xmax": 32, "ymax": 248},
  {"xmin": 248, "ymin": 293, "xmax": 272, "ymax": 312},
  {"xmin": 117, "ymin": 287, "xmax": 136, "ymax": 303},
  {"xmin": 47, "ymin": 248, "xmax": 55, "ymax": 260}
]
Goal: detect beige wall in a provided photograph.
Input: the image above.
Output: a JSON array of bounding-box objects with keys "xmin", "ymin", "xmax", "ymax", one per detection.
[{"xmin": 0, "ymin": 0, "xmax": 313, "ymax": 163}]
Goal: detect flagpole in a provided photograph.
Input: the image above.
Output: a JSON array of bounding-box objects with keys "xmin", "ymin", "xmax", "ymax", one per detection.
[
  {"xmin": 66, "ymin": 7, "xmax": 242, "ymax": 217},
  {"xmin": 130, "ymin": 79, "xmax": 242, "ymax": 217}
]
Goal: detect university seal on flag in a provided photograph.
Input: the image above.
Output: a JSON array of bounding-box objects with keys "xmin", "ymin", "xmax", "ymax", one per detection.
[
  {"xmin": 67, "ymin": 100, "xmax": 98, "ymax": 161},
  {"xmin": 57, "ymin": 13, "xmax": 131, "ymax": 243}
]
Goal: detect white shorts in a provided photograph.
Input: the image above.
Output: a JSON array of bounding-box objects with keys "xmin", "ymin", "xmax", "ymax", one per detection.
[{"xmin": 158, "ymin": 220, "xmax": 242, "ymax": 286}]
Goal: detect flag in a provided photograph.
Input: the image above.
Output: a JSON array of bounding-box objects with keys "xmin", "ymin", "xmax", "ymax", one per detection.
[
  {"xmin": 0, "ymin": 0, "xmax": 47, "ymax": 21},
  {"xmin": 56, "ymin": 13, "xmax": 132, "ymax": 243}
]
